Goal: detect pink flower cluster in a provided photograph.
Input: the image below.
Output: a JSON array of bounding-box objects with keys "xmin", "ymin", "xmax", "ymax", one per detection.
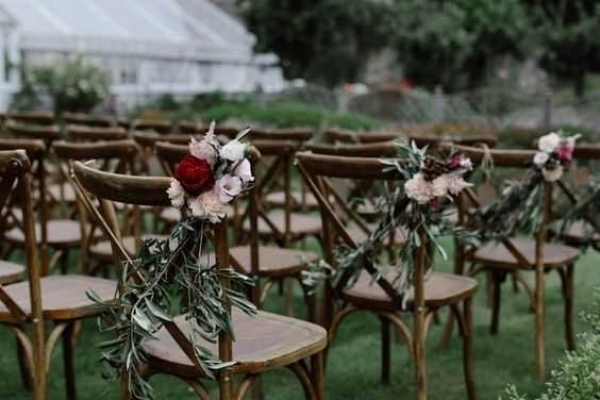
[
  {"xmin": 404, "ymin": 154, "xmax": 472, "ymax": 205},
  {"xmin": 167, "ymin": 122, "xmax": 254, "ymax": 223},
  {"xmin": 533, "ymin": 131, "xmax": 579, "ymax": 182}
]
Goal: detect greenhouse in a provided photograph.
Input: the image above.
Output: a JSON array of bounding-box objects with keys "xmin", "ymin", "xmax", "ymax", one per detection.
[{"xmin": 0, "ymin": 0, "xmax": 284, "ymax": 110}]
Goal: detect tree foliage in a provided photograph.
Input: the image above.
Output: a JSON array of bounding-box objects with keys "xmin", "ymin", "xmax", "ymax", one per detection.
[{"xmin": 238, "ymin": 0, "xmax": 395, "ymax": 87}]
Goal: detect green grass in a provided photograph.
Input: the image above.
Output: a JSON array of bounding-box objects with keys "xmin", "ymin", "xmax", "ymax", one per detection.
[{"xmin": 1, "ymin": 238, "xmax": 599, "ymax": 399}]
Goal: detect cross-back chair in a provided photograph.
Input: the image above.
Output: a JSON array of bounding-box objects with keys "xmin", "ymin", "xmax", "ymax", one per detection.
[
  {"xmin": 449, "ymin": 144, "xmax": 580, "ymax": 378},
  {"xmin": 65, "ymin": 125, "xmax": 129, "ymax": 142},
  {"xmin": 71, "ymin": 161, "xmax": 327, "ymax": 400},
  {"xmin": 62, "ymin": 112, "xmax": 115, "ymax": 128},
  {"xmin": 0, "ymin": 138, "xmax": 83, "ymax": 275},
  {"xmin": 6, "ymin": 111, "xmax": 55, "ymax": 126},
  {"xmin": 132, "ymin": 119, "xmax": 173, "ymax": 135},
  {"xmin": 54, "ymin": 139, "xmax": 154, "ymax": 276},
  {"xmin": 296, "ymin": 151, "xmax": 477, "ymax": 400},
  {"xmin": 0, "ymin": 149, "xmax": 115, "ymax": 400},
  {"xmin": 554, "ymin": 143, "xmax": 600, "ymax": 248}
]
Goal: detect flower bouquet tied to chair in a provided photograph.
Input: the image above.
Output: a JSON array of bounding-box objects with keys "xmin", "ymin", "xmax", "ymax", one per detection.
[{"xmin": 81, "ymin": 122, "xmax": 258, "ymax": 399}]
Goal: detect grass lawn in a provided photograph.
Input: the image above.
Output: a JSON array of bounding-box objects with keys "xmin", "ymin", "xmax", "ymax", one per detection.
[{"xmin": 0, "ymin": 237, "xmax": 598, "ymax": 400}]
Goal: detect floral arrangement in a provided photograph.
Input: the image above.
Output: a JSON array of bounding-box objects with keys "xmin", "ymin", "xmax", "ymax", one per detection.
[
  {"xmin": 533, "ymin": 131, "xmax": 579, "ymax": 182},
  {"xmin": 82, "ymin": 123, "xmax": 257, "ymax": 400},
  {"xmin": 303, "ymin": 141, "xmax": 473, "ymax": 304},
  {"xmin": 403, "ymin": 151, "xmax": 472, "ymax": 205},
  {"xmin": 167, "ymin": 121, "xmax": 253, "ymax": 222}
]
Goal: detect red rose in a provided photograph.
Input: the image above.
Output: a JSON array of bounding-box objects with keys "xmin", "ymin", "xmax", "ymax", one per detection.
[
  {"xmin": 556, "ymin": 144, "xmax": 573, "ymax": 163},
  {"xmin": 174, "ymin": 155, "xmax": 215, "ymax": 195}
]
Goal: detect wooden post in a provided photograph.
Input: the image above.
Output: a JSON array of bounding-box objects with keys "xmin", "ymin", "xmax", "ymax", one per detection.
[
  {"xmin": 534, "ymin": 182, "xmax": 552, "ymax": 378},
  {"xmin": 414, "ymin": 228, "xmax": 428, "ymax": 400},
  {"xmin": 215, "ymin": 220, "xmax": 234, "ymax": 400}
]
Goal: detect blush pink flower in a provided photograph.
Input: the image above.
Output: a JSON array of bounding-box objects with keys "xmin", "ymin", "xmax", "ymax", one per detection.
[
  {"xmin": 189, "ymin": 136, "xmax": 216, "ymax": 166},
  {"xmin": 233, "ymin": 159, "xmax": 254, "ymax": 183},
  {"xmin": 404, "ymin": 173, "xmax": 434, "ymax": 204},
  {"xmin": 190, "ymin": 190, "xmax": 228, "ymax": 223},
  {"xmin": 445, "ymin": 174, "xmax": 472, "ymax": 195},
  {"xmin": 447, "ymin": 154, "xmax": 472, "ymax": 171},
  {"xmin": 215, "ymin": 174, "xmax": 243, "ymax": 203},
  {"xmin": 431, "ymin": 175, "xmax": 449, "ymax": 197}
]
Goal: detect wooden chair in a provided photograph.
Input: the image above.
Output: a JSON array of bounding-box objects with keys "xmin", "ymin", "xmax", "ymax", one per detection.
[
  {"xmin": 6, "ymin": 111, "xmax": 54, "ymax": 126},
  {"xmin": 62, "ymin": 112, "xmax": 115, "ymax": 128},
  {"xmin": 0, "ymin": 138, "xmax": 83, "ymax": 275},
  {"xmin": 297, "ymin": 151, "xmax": 477, "ymax": 400},
  {"xmin": 0, "ymin": 149, "xmax": 115, "ymax": 400},
  {"xmin": 71, "ymin": 161, "xmax": 327, "ymax": 400},
  {"xmin": 65, "ymin": 125, "xmax": 128, "ymax": 142},
  {"xmin": 450, "ymin": 144, "xmax": 580, "ymax": 378},
  {"xmin": 132, "ymin": 119, "xmax": 173, "ymax": 135},
  {"xmin": 53, "ymin": 139, "xmax": 156, "ymax": 276},
  {"xmin": 155, "ymin": 141, "xmax": 320, "ymax": 318},
  {"xmin": 554, "ymin": 143, "xmax": 600, "ymax": 248}
]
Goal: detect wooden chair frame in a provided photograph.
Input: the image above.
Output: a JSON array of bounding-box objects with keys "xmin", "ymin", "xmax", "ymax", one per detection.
[
  {"xmin": 297, "ymin": 151, "xmax": 476, "ymax": 400},
  {"xmin": 71, "ymin": 161, "xmax": 326, "ymax": 400}
]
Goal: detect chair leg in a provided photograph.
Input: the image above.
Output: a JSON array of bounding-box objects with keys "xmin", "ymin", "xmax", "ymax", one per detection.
[
  {"xmin": 534, "ymin": 266, "xmax": 546, "ymax": 379},
  {"xmin": 63, "ymin": 322, "xmax": 77, "ymax": 400},
  {"xmin": 16, "ymin": 336, "xmax": 33, "ymax": 390},
  {"xmin": 490, "ymin": 271, "xmax": 503, "ymax": 335},
  {"xmin": 562, "ymin": 264, "xmax": 576, "ymax": 351},
  {"xmin": 379, "ymin": 316, "xmax": 391, "ymax": 384},
  {"xmin": 311, "ymin": 352, "xmax": 325, "ymax": 400},
  {"xmin": 462, "ymin": 299, "xmax": 476, "ymax": 400}
]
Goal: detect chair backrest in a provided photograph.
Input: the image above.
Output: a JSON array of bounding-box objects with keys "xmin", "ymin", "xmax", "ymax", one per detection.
[
  {"xmin": 305, "ymin": 141, "xmax": 398, "ymax": 158},
  {"xmin": 65, "ymin": 125, "xmax": 128, "ymax": 142},
  {"xmin": 296, "ymin": 151, "xmax": 418, "ymax": 312},
  {"xmin": 54, "ymin": 140, "xmax": 141, "ymax": 263},
  {"xmin": 62, "ymin": 112, "xmax": 115, "ymax": 128},
  {"xmin": 132, "ymin": 119, "xmax": 173, "ymax": 135},
  {"xmin": 322, "ymin": 129, "xmax": 401, "ymax": 145},
  {"xmin": 0, "ymin": 150, "xmax": 46, "ymax": 393},
  {"xmin": 71, "ymin": 161, "xmax": 233, "ymax": 379},
  {"xmin": 6, "ymin": 111, "xmax": 54, "ymax": 126},
  {"xmin": 0, "ymin": 139, "xmax": 51, "ymax": 273},
  {"xmin": 448, "ymin": 144, "xmax": 553, "ymax": 269},
  {"xmin": 4, "ymin": 121, "xmax": 61, "ymax": 148}
]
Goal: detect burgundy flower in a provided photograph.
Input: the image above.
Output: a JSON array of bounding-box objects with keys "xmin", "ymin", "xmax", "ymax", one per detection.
[
  {"xmin": 556, "ymin": 144, "xmax": 573, "ymax": 163},
  {"xmin": 174, "ymin": 155, "xmax": 215, "ymax": 195}
]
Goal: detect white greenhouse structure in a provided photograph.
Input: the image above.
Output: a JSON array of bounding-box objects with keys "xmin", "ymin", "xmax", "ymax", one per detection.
[{"xmin": 0, "ymin": 0, "xmax": 285, "ymax": 111}]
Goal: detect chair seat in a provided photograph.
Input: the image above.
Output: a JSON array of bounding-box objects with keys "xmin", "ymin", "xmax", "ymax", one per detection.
[
  {"xmin": 229, "ymin": 246, "xmax": 319, "ymax": 278},
  {"xmin": 264, "ymin": 191, "xmax": 319, "ymax": 209},
  {"xmin": 473, "ymin": 238, "xmax": 580, "ymax": 269},
  {"xmin": 242, "ymin": 211, "xmax": 322, "ymax": 238},
  {"xmin": 90, "ymin": 234, "xmax": 169, "ymax": 260},
  {"xmin": 0, "ymin": 275, "xmax": 116, "ymax": 323},
  {"xmin": 142, "ymin": 309, "xmax": 327, "ymax": 378},
  {"xmin": 342, "ymin": 270, "xmax": 477, "ymax": 311},
  {"xmin": 0, "ymin": 260, "xmax": 25, "ymax": 285},
  {"xmin": 558, "ymin": 220, "xmax": 600, "ymax": 245},
  {"xmin": 4, "ymin": 220, "xmax": 82, "ymax": 248}
]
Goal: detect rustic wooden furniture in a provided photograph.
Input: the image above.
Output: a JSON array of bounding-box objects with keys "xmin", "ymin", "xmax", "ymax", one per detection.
[
  {"xmin": 54, "ymin": 139, "xmax": 154, "ymax": 275},
  {"xmin": 297, "ymin": 151, "xmax": 477, "ymax": 400},
  {"xmin": 71, "ymin": 161, "xmax": 327, "ymax": 400},
  {"xmin": 62, "ymin": 112, "xmax": 115, "ymax": 128},
  {"xmin": 131, "ymin": 119, "xmax": 173, "ymax": 135},
  {"xmin": 450, "ymin": 144, "xmax": 580, "ymax": 378},
  {"xmin": 0, "ymin": 150, "xmax": 116, "ymax": 400},
  {"xmin": 6, "ymin": 111, "xmax": 54, "ymax": 126},
  {"xmin": 65, "ymin": 125, "xmax": 128, "ymax": 142}
]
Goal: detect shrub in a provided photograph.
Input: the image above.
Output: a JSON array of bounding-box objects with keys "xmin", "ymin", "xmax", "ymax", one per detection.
[
  {"xmin": 201, "ymin": 101, "xmax": 381, "ymax": 130},
  {"xmin": 12, "ymin": 56, "xmax": 110, "ymax": 116},
  {"xmin": 501, "ymin": 290, "xmax": 600, "ymax": 400}
]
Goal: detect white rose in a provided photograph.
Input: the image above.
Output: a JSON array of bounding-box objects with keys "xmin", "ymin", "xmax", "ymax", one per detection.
[
  {"xmin": 538, "ymin": 132, "xmax": 561, "ymax": 153},
  {"xmin": 220, "ymin": 140, "xmax": 246, "ymax": 162},
  {"xmin": 166, "ymin": 179, "xmax": 185, "ymax": 208},
  {"xmin": 533, "ymin": 151, "xmax": 549, "ymax": 166}
]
